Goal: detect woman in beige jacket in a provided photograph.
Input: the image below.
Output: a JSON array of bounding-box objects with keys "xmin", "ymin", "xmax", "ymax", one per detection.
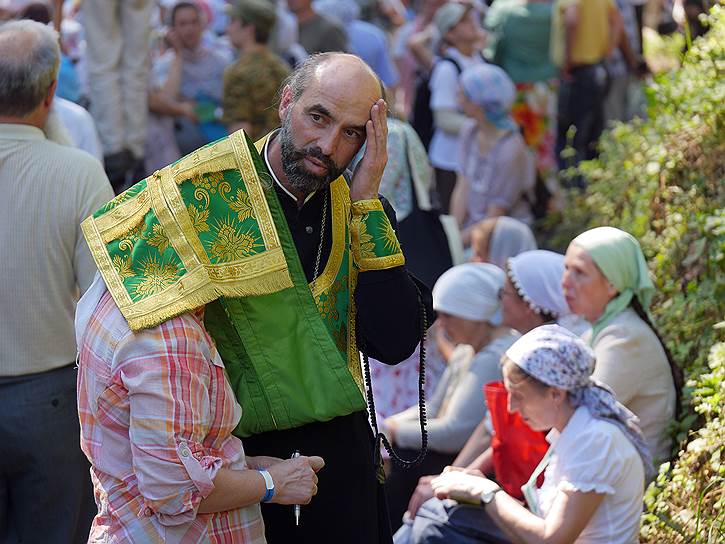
[{"xmin": 562, "ymin": 226, "xmax": 682, "ymax": 463}]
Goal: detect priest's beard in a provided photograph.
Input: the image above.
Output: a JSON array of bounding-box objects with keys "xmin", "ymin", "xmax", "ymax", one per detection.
[{"xmin": 278, "ymin": 114, "xmax": 345, "ymax": 195}]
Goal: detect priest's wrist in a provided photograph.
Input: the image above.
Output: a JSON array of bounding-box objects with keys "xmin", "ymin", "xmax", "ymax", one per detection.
[{"xmin": 350, "ymin": 192, "xmax": 379, "ymax": 203}]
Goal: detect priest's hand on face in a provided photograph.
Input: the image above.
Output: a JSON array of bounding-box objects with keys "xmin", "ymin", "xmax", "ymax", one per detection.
[
  {"xmin": 349, "ymin": 99, "xmax": 388, "ymax": 202},
  {"xmin": 431, "ymin": 467, "xmax": 498, "ymax": 504}
]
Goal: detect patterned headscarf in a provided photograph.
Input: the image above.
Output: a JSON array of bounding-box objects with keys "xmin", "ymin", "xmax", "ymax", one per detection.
[
  {"xmin": 506, "ymin": 324, "xmax": 655, "ymax": 480},
  {"xmin": 571, "ymin": 227, "xmax": 655, "ymax": 343},
  {"xmin": 459, "ymin": 63, "xmax": 518, "ymax": 131}
]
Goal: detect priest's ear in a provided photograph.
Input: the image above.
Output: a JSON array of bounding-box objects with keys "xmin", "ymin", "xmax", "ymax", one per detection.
[{"xmin": 278, "ymin": 84, "xmax": 294, "ymax": 122}]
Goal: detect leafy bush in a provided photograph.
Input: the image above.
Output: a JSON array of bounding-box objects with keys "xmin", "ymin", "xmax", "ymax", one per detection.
[
  {"xmin": 546, "ymin": 6, "xmax": 724, "ymax": 542},
  {"xmin": 642, "ymin": 343, "xmax": 725, "ymax": 543}
]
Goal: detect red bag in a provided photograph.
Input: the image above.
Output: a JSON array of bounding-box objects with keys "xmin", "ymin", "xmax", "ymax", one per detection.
[{"xmin": 484, "ymin": 381, "xmax": 549, "ymax": 499}]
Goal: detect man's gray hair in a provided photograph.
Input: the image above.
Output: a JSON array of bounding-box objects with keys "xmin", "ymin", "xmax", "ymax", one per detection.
[
  {"xmin": 0, "ymin": 20, "xmax": 60, "ymax": 117},
  {"xmin": 280, "ymin": 52, "xmax": 384, "ymax": 104}
]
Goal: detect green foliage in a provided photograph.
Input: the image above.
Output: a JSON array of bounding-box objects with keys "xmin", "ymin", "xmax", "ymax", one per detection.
[
  {"xmin": 642, "ymin": 344, "xmax": 725, "ymax": 543},
  {"xmin": 547, "ymin": 6, "xmax": 725, "ymax": 542},
  {"xmin": 642, "ymin": 27, "xmax": 685, "ymax": 74}
]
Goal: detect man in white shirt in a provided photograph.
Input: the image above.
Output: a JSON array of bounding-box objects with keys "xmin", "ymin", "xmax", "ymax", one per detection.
[
  {"xmin": 147, "ymin": 1, "xmax": 231, "ymax": 168},
  {"xmin": 0, "ymin": 20, "xmax": 114, "ymax": 543},
  {"xmin": 53, "ymin": 96, "xmax": 103, "ymax": 161},
  {"xmin": 428, "ymin": 2, "xmax": 486, "ymax": 213}
]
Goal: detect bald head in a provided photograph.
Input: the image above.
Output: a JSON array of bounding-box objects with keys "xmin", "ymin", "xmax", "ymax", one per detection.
[
  {"xmin": 283, "ymin": 53, "xmax": 383, "ymax": 105},
  {"xmin": 0, "ymin": 20, "xmax": 60, "ymax": 117}
]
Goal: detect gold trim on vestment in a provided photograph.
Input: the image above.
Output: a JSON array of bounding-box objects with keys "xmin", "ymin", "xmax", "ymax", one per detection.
[
  {"xmin": 311, "ymin": 177, "xmax": 348, "ymax": 298},
  {"xmin": 347, "ymin": 267, "xmax": 365, "ymax": 395},
  {"xmin": 159, "ymin": 167, "xmax": 211, "ymax": 267},
  {"xmin": 82, "ymin": 130, "xmax": 293, "ymax": 331},
  {"xmin": 355, "ymin": 252, "xmax": 406, "ymax": 271},
  {"xmin": 231, "ymin": 131, "xmax": 280, "ymax": 250},
  {"xmin": 81, "ymin": 215, "xmax": 133, "ymax": 307},
  {"xmin": 96, "ymin": 188, "xmax": 151, "ymax": 244},
  {"xmin": 170, "ymin": 138, "xmax": 237, "ymax": 182},
  {"xmin": 350, "ymin": 198, "xmax": 384, "ymax": 215}
]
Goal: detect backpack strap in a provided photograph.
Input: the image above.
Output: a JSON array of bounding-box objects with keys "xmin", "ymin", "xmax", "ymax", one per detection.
[{"xmin": 438, "ymin": 55, "xmax": 463, "ymax": 74}]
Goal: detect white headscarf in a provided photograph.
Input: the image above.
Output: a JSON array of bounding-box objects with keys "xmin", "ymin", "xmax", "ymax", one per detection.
[
  {"xmin": 506, "ymin": 250, "xmax": 569, "ymax": 318},
  {"xmin": 488, "ymin": 217, "xmax": 537, "ymax": 269},
  {"xmin": 433, "ymin": 263, "xmax": 504, "ymax": 325}
]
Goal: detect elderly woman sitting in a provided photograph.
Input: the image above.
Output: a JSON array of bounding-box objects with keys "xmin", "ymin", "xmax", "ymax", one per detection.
[
  {"xmin": 563, "ymin": 226, "xmax": 682, "ymax": 461},
  {"xmin": 383, "ymin": 263, "xmax": 519, "ymax": 531},
  {"xmin": 439, "ymin": 250, "xmax": 590, "ymax": 483},
  {"xmin": 397, "ymin": 252, "xmax": 587, "ymax": 540},
  {"xmin": 405, "ymin": 325, "xmax": 652, "ymax": 544}
]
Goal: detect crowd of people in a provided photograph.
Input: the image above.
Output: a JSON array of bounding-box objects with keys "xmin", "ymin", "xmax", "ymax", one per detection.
[{"xmin": 0, "ymin": 0, "xmax": 692, "ymax": 542}]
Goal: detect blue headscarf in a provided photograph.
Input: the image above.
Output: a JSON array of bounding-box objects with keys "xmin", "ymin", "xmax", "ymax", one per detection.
[{"xmin": 459, "ymin": 63, "xmax": 518, "ymax": 131}]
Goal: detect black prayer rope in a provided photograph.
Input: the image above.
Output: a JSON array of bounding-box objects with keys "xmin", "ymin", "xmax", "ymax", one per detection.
[{"xmin": 360, "ymin": 282, "xmax": 428, "ymax": 470}]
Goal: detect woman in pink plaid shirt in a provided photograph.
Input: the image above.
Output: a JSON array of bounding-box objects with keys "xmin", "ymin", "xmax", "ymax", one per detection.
[{"xmin": 75, "ymin": 275, "xmax": 324, "ymax": 543}]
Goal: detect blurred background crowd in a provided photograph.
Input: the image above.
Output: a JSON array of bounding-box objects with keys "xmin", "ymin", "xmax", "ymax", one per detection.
[
  {"xmin": 0, "ymin": 0, "xmax": 709, "ymax": 197},
  {"xmin": 0, "ymin": 0, "xmax": 714, "ymax": 542}
]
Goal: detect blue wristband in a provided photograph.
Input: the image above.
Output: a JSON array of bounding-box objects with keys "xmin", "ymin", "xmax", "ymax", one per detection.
[{"xmin": 258, "ymin": 469, "xmax": 275, "ymax": 503}]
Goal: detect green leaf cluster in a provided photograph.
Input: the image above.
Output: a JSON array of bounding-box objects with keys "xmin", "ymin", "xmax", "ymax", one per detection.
[
  {"xmin": 546, "ymin": 6, "xmax": 724, "ymax": 542},
  {"xmin": 642, "ymin": 344, "xmax": 725, "ymax": 543}
]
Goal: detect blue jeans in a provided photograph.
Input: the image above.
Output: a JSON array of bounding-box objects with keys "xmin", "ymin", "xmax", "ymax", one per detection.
[
  {"xmin": 0, "ymin": 365, "xmax": 95, "ymax": 544},
  {"xmin": 395, "ymin": 498, "xmax": 511, "ymax": 544}
]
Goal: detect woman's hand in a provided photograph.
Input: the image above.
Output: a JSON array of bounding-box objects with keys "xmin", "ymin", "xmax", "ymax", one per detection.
[
  {"xmin": 406, "ymin": 475, "xmax": 436, "ymax": 517},
  {"xmin": 267, "ymin": 456, "xmax": 325, "ymax": 505},
  {"xmin": 245, "ymin": 456, "xmax": 284, "ymax": 470},
  {"xmin": 431, "ymin": 470, "xmax": 499, "ymax": 504}
]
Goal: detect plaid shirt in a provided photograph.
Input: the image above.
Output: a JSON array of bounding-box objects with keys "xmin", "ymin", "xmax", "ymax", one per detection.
[{"xmin": 76, "ymin": 276, "xmax": 265, "ymax": 543}]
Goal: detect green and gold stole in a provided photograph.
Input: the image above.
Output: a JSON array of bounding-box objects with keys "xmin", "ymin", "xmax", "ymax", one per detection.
[{"xmin": 81, "ymin": 130, "xmax": 405, "ymax": 436}]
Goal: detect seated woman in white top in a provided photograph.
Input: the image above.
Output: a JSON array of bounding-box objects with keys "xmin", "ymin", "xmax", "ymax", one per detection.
[
  {"xmin": 563, "ymin": 226, "xmax": 682, "ymax": 462},
  {"xmin": 383, "ymin": 263, "xmax": 519, "ymax": 531},
  {"xmin": 396, "ymin": 250, "xmax": 588, "ymax": 537},
  {"xmin": 415, "ymin": 325, "xmax": 653, "ymax": 544},
  {"xmin": 450, "ymin": 64, "xmax": 536, "ymax": 248},
  {"xmin": 445, "ymin": 250, "xmax": 590, "ymax": 473}
]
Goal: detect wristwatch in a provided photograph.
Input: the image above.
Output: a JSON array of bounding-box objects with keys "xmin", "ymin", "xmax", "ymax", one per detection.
[
  {"xmin": 258, "ymin": 469, "xmax": 275, "ymax": 503},
  {"xmin": 480, "ymin": 486, "xmax": 502, "ymax": 506}
]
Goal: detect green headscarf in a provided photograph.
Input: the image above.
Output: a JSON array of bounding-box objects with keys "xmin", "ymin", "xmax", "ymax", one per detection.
[{"xmin": 572, "ymin": 227, "xmax": 655, "ymax": 344}]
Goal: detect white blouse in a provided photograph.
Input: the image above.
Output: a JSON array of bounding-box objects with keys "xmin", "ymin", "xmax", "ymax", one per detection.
[{"xmin": 536, "ymin": 406, "xmax": 645, "ymax": 544}]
